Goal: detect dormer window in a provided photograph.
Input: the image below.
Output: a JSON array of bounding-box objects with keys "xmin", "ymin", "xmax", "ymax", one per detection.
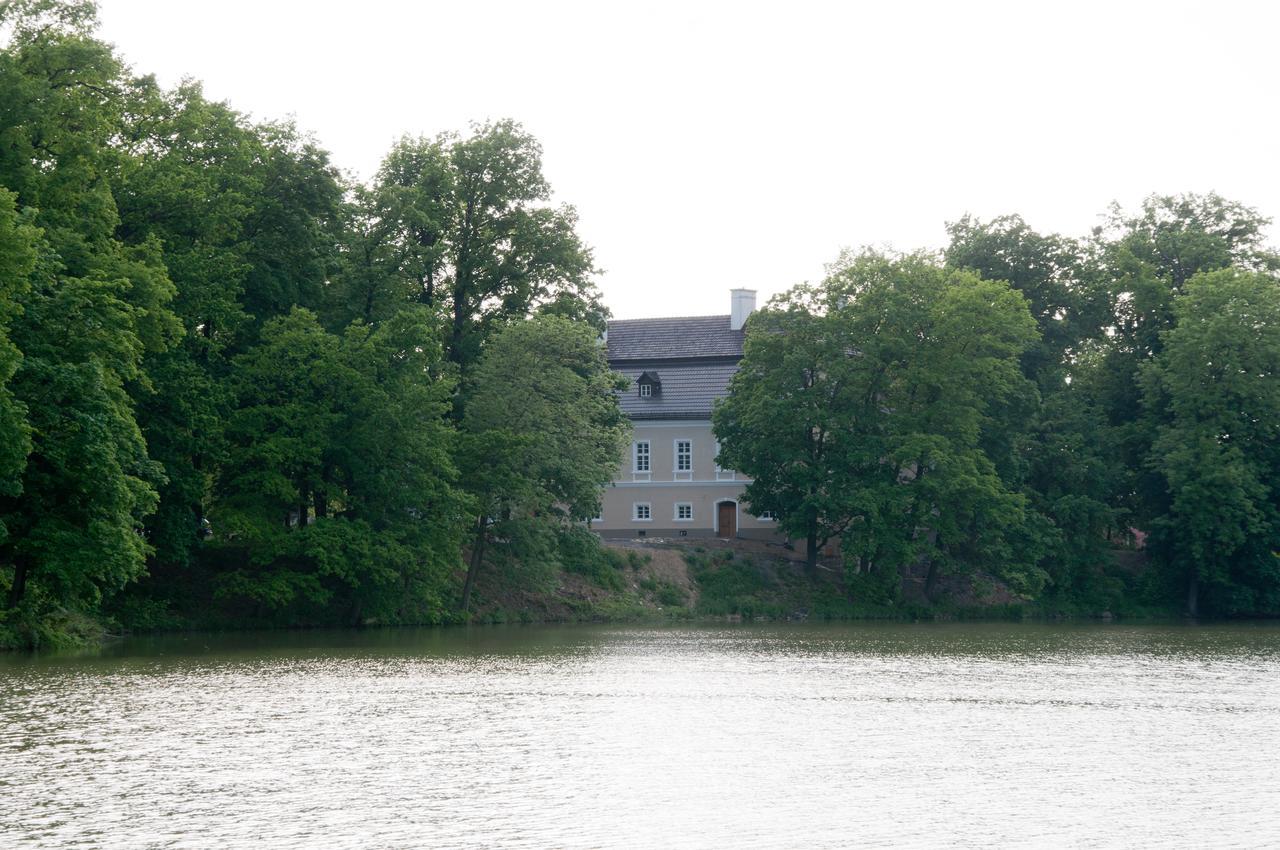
[{"xmin": 636, "ymin": 370, "xmax": 661, "ymax": 399}]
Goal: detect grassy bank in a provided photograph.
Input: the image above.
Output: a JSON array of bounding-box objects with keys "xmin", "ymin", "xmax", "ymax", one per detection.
[{"xmin": 2, "ymin": 536, "xmax": 1177, "ymax": 651}]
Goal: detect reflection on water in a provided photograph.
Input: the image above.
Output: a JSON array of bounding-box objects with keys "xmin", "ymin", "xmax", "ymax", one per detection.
[{"xmin": 2, "ymin": 623, "xmax": 1279, "ymax": 848}]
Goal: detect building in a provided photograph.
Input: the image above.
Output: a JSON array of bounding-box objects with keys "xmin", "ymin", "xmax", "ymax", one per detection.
[{"xmin": 593, "ymin": 289, "xmax": 780, "ymax": 540}]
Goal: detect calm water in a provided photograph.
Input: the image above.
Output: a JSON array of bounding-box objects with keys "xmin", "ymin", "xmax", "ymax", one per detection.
[{"xmin": 2, "ymin": 622, "xmax": 1279, "ymax": 848}]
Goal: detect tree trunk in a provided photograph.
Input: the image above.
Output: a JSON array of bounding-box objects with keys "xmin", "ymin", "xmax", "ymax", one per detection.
[
  {"xmin": 923, "ymin": 557, "xmax": 940, "ymax": 602},
  {"xmin": 459, "ymin": 517, "xmax": 487, "ymax": 614},
  {"xmin": 7, "ymin": 556, "xmax": 30, "ymax": 608},
  {"xmin": 1186, "ymin": 569, "xmax": 1199, "ymax": 618},
  {"xmin": 805, "ymin": 526, "xmax": 818, "ymax": 574}
]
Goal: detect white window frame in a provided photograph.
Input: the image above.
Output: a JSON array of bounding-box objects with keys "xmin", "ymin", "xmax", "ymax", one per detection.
[
  {"xmin": 674, "ymin": 438, "xmax": 693, "ymax": 481},
  {"xmin": 632, "ymin": 440, "xmax": 651, "ymax": 481},
  {"xmin": 674, "ymin": 502, "xmax": 694, "ymax": 522},
  {"xmin": 715, "ymin": 440, "xmax": 735, "ymax": 481},
  {"xmin": 632, "ymin": 502, "xmax": 652, "ymax": 522},
  {"xmin": 757, "ymin": 511, "xmax": 776, "ymax": 522},
  {"xmin": 639, "ymin": 382, "xmax": 652, "ymax": 398}
]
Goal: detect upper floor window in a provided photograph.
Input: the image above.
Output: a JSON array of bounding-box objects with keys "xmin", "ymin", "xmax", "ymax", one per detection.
[
  {"xmin": 634, "ymin": 440, "xmax": 650, "ymax": 472},
  {"xmin": 637, "ymin": 370, "xmax": 661, "ymax": 398},
  {"xmin": 675, "ymin": 440, "xmax": 692, "ymax": 473}
]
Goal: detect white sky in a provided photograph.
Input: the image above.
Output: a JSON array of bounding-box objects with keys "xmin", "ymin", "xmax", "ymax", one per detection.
[{"xmin": 95, "ymin": 0, "xmax": 1280, "ymax": 319}]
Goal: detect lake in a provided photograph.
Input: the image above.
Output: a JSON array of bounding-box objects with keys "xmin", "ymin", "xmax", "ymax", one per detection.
[{"xmin": 2, "ymin": 622, "xmax": 1278, "ymax": 848}]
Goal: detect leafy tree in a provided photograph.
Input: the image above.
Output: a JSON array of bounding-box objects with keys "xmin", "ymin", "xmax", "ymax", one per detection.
[
  {"xmin": 712, "ymin": 287, "xmax": 870, "ymax": 572},
  {"xmin": 333, "ymin": 122, "xmax": 603, "ymax": 380},
  {"xmin": 0, "ymin": 190, "xmax": 37, "ymax": 505},
  {"xmin": 946, "ymin": 214, "xmax": 1089, "ymax": 388},
  {"xmin": 1091, "ymin": 194, "xmax": 1279, "ymax": 539},
  {"xmin": 0, "ymin": 1, "xmax": 176, "ymax": 621},
  {"xmin": 209, "ymin": 307, "xmax": 465, "ymax": 624},
  {"xmin": 1142, "ymin": 269, "xmax": 1280, "ymax": 616},
  {"xmin": 459, "ymin": 314, "xmax": 629, "ymax": 611},
  {"xmin": 717, "ymin": 253, "xmax": 1044, "ymax": 597},
  {"xmin": 946, "ymin": 216, "xmax": 1126, "ymax": 610}
]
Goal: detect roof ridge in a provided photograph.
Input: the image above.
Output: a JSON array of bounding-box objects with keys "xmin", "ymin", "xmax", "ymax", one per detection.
[{"xmin": 608, "ymin": 314, "xmax": 732, "ymax": 324}]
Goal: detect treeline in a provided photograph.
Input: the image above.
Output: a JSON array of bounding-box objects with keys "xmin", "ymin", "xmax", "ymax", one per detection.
[
  {"xmin": 717, "ymin": 202, "xmax": 1280, "ymax": 618},
  {"xmin": 4, "ymin": 2, "xmax": 1278, "ymax": 646},
  {"xmin": 0, "ymin": 1, "xmax": 627, "ymax": 647}
]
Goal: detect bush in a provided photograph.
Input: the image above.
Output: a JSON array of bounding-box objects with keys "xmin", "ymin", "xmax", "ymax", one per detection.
[
  {"xmin": 687, "ymin": 553, "xmax": 783, "ymax": 618},
  {"xmin": 559, "ymin": 528, "xmax": 627, "ymax": 591}
]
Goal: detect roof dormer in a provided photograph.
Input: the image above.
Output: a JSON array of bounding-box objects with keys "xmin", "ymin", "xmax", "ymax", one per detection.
[{"xmin": 637, "ymin": 370, "xmax": 661, "ymax": 399}]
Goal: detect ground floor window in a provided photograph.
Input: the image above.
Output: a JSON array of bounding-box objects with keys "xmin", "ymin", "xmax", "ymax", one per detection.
[
  {"xmin": 633, "ymin": 503, "xmax": 652, "ymax": 521},
  {"xmin": 758, "ymin": 511, "xmax": 776, "ymax": 521},
  {"xmin": 674, "ymin": 502, "xmax": 693, "ymax": 521}
]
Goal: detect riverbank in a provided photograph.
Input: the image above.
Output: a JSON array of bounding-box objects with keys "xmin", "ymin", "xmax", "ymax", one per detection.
[
  {"xmin": 463, "ymin": 537, "xmax": 1159, "ymax": 626},
  {"xmin": 1, "ymin": 536, "xmax": 1170, "ymax": 651}
]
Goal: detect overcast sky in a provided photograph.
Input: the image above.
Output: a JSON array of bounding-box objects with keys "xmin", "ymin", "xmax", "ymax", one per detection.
[{"xmin": 95, "ymin": 0, "xmax": 1279, "ymax": 319}]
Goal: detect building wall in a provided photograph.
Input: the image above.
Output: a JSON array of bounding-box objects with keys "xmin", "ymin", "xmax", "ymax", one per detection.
[{"xmin": 594, "ymin": 420, "xmax": 782, "ymax": 540}]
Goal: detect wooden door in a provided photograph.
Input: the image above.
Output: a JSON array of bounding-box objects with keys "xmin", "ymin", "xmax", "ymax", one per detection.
[{"xmin": 717, "ymin": 502, "xmax": 736, "ymax": 538}]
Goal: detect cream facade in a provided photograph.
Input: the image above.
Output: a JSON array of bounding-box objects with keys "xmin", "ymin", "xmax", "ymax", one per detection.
[
  {"xmin": 595, "ymin": 420, "xmax": 778, "ymax": 539},
  {"xmin": 593, "ymin": 291, "xmax": 782, "ymax": 541}
]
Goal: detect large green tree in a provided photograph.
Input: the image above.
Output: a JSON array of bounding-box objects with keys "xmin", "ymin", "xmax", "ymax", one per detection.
[
  {"xmin": 331, "ymin": 122, "xmax": 603, "ymax": 380},
  {"xmin": 717, "ymin": 253, "xmax": 1045, "ymax": 598},
  {"xmin": 113, "ymin": 79, "xmax": 345, "ymax": 572},
  {"xmin": 0, "ymin": 1, "xmax": 177, "ymax": 621},
  {"xmin": 209, "ymin": 307, "xmax": 465, "ymax": 624},
  {"xmin": 1142, "ymin": 268, "xmax": 1280, "ymax": 616},
  {"xmin": 458, "ymin": 314, "xmax": 629, "ymax": 611},
  {"xmin": 0, "ymin": 190, "xmax": 37, "ymax": 506}
]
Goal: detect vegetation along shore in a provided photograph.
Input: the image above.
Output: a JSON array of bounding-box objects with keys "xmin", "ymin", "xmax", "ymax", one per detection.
[{"xmin": 2, "ymin": 1, "xmax": 1279, "ymax": 648}]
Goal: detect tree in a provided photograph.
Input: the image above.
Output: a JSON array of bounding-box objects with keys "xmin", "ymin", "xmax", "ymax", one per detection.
[
  {"xmin": 0, "ymin": 190, "xmax": 37, "ymax": 507},
  {"xmin": 0, "ymin": 1, "xmax": 177, "ymax": 619},
  {"xmin": 111, "ymin": 79, "xmax": 346, "ymax": 572},
  {"xmin": 712, "ymin": 286, "xmax": 870, "ymax": 572},
  {"xmin": 210, "ymin": 307, "xmax": 466, "ymax": 624},
  {"xmin": 946, "ymin": 215, "xmax": 1126, "ymax": 610},
  {"xmin": 717, "ymin": 252, "xmax": 1044, "ymax": 597},
  {"xmin": 1142, "ymin": 268, "xmax": 1280, "ymax": 616},
  {"xmin": 458, "ymin": 315, "xmax": 629, "ymax": 612},
  {"xmin": 334, "ymin": 122, "xmax": 604, "ymax": 382},
  {"xmin": 946, "ymin": 214, "xmax": 1089, "ymax": 389},
  {"xmin": 1091, "ymin": 194, "xmax": 1279, "ymax": 556}
]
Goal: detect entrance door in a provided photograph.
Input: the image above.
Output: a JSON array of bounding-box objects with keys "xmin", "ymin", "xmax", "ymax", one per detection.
[{"xmin": 717, "ymin": 501, "xmax": 736, "ymax": 538}]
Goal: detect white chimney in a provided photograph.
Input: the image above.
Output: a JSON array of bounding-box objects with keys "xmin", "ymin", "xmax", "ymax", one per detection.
[{"xmin": 730, "ymin": 288, "xmax": 757, "ymax": 331}]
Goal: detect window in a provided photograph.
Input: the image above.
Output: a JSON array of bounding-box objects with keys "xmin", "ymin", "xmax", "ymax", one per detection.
[
  {"xmin": 633, "ymin": 441, "xmax": 650, "ymax": 472},
  {"xmin": 639, "ymin": 383, "xmax": 652, "ymax": 398},
  {"xmin": 675, "ymin": 439, "xmax": 692, "ymax": 478},
  {"xmin": 633, "ymin": 503, "xmax": 652, "ymax": 521},
  {"xmin": 758, "ymin": 511, "xmax": 776, "ymax": 521},
  {"xmin": 591, "ymin": 507, "xmax": 603, "ymax": 523},
  {"xmin": 675, "ymin": 503, "xmax": 693, "ymax": 521}
]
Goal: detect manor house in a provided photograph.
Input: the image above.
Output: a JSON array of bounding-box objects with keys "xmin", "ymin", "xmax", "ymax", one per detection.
[{"xmin": 593, "ymin": 289, "xmax": 779, "ymax": 540}]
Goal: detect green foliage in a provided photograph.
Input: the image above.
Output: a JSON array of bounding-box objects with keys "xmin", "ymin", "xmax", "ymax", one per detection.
[
  {"xmin": 330, "ymin": 121, "xmax": 604, "ymax": 371},
  {"xmin": 3, "ymin": 1, "xmax": 1279, "ymax": 639},
  {"xmin": 1142, "ymin": 269, "xmax": 1280, "ymax": 616},
  {"xmin": 457, "ymin": 314, "xmax": 629, "ymax": 611},
  {"xmin": 559, "ymin": 528, "xmax": 627, "ymax": 592},
  {"xmin": 715, "ymin": 251, "xmax": 1045, "ymax": 597}
]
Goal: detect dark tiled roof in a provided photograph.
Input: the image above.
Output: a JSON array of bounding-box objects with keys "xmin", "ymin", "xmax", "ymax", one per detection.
[
  {"xmin": 615, "ymin": 361, "xmax": 738, "ymax": 420},
  {"xmin": 606, "ymin": 315, "xmax": 744, "ymax": 361}
]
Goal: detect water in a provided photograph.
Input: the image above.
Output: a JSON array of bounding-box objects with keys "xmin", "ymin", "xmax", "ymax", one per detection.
[{"xmin": 2, "ymin": 622, "xmax": 1278, "ymax": 848}]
